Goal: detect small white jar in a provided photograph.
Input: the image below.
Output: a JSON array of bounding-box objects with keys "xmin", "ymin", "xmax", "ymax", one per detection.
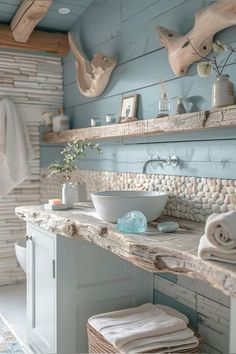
[
  {"xmin": 62, "ymin": 182, "xmax": 74, "ymax": 207},
  {"xmin": 53, "ymin": 108, "xmax": 70, "ymax": 132},
  {"xmin": 212, "ymin": 75, "xmax": 234, "ymax": 108}
]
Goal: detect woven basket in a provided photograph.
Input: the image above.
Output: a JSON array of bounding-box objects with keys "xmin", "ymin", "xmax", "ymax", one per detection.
[{"xmin": 87, "ymin": 322, "xmax": 202, "ymax": 354}]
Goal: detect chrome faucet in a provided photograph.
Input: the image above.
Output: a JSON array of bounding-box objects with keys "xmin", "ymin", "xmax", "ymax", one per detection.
[{"xmin": 142, "ymin": 155, "xmax": 179, "ymax": 174}]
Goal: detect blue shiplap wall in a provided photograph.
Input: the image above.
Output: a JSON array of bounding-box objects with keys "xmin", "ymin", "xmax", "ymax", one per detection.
[
  {"xmin": 61, "ymin": 0, "xmax": 236, "ymax": 179},
  {"xmin": 44, "ymin": 2, "xmax": 233, "ymax": 348}
]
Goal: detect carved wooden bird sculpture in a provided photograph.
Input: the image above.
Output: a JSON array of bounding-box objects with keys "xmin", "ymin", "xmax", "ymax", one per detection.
[
  {"xmin": 68, "ymin": 33, "xmax": 117, "ymax": 98},
  {"xmin": 157, "ymin": 0, "xmax": 236, "ymax": 76}
]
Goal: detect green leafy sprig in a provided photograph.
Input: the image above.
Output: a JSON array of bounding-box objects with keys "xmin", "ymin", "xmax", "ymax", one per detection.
[
  {"xmin": 48, "ymin": 139, "xmax": 102, "ymax": 181},
  {"xmin": 182, "ymin": 39, "xmax": 236, "ymax": 77}
]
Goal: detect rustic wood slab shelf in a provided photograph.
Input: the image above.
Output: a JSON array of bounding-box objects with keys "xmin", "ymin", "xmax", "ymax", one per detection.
[
  {"xmin": 16, "ymin": 204, "xmax": 236, "ymax": 298},
  {"xmin": 44, "ymin": 105, "xmax": 236, "ymax": 143}
]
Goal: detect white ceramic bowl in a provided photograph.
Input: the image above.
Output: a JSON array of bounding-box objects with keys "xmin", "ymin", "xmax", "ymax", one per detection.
[{"xmin": 91, "ymin": 191, "xmax": 168, "ymax": 223}]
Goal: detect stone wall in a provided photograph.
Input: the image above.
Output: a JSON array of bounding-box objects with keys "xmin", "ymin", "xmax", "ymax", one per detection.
[{"xmin": 0, "ymin": 50, "xmax": 63, "ymax": 286}]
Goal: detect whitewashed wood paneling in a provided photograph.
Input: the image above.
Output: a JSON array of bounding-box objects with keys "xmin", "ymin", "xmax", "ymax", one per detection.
[
  {"xmin": 154, "ymin": 274, "xmax": 230, "ymax": 354},
  {"xmin": 0, "ymin": 51, "xmax": 63, "ymax": 286}
]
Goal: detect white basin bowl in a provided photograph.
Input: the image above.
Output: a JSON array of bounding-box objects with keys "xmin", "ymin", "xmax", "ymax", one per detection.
[{"xmin": 91, "ymin": 191, "xmax": 168, "ymax": 223}]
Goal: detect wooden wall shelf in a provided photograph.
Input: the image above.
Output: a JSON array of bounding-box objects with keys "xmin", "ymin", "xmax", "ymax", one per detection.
[{"xmin": 44, "ymin": 105, "xmax": 236, "ymax": 143}]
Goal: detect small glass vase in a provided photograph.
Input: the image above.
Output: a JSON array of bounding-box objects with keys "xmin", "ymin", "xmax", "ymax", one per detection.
[{"xmin": 212, "ymin": 74, "xmax": 234, "ymax": 108}]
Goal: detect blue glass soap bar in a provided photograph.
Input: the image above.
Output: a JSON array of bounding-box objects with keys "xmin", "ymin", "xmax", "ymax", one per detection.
[
  {"xmin": 117, "ymin": 210, "xmax": 147, "ymax": 234},
  {"xmin": 157, "ymin": 222, "xmax": 179, "ymax": 233}
]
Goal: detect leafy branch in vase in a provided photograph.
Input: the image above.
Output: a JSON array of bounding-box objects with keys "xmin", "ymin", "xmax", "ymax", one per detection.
[
  {"xmin": 182, "ymin": 39, "xmax": 236, "ymax": 77},
  {"xmin": 48, "ymin": 139, "xmax": 102, "ymax": 181}
]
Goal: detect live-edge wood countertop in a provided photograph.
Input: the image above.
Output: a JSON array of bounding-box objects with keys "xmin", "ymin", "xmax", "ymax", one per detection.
[{"xmin": 15, "ymin": 204, "xmax": 236, "ymax": 298}]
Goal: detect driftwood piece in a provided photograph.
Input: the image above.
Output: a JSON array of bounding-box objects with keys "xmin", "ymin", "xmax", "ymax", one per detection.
[
  {"xmin": 44, "ymin": 105, "xmax": 236, "ymax": 143},
  {"xmin": 157, "ymin": 0, "xmax": 236, "ymax": 76},
  {"xmin": 10, "ymin": 0, "xmax": 53, "ymax": 43},
  {"xmin": 15, "ymin": 204, "xmax": 236, "ymax": 298},
  {"xmin": 68, "ymin": 33, "xmax": 117, "ymax": 97}
]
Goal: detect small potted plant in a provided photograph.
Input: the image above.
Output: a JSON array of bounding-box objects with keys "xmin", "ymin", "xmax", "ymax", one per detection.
[
  {"xmin": 182, "ymin": 39, "xmax": 236, "ymax": 108},
  {"xmin": 48, "ymin": 139, "xmax": 102, "ymax": 205}
]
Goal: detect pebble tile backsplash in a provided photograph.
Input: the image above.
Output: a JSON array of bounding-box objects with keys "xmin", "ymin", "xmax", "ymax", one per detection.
[{"xmin": 41, "ymin": 169, "xmax": 236, "ymax": 223}]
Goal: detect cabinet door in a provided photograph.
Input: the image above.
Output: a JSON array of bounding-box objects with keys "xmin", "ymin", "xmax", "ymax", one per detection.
[{"xmin": 27, "ymin": 224, "xmax": 56, "ymax": 353}]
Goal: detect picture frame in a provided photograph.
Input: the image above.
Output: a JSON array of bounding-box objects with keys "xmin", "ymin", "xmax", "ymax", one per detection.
[{"xmin": 119, "ymin": 94, "xmax": 138, "ymax": 123}]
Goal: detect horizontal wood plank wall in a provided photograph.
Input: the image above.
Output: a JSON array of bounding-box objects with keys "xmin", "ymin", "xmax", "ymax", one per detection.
[
  {"xmin": 154, "ymin": 274, "xmax": 230, "ymax": 354},
  {"xmin": 62, "ymin": 0, "xmax": 236, "ymax": 179},
  {"xmin": 0, "ymin": 51, "xmax": 63, "ymax": 286}
]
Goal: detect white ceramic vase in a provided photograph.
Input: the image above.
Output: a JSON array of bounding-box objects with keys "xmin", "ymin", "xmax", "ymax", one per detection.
[
  {"xmin": 62, "ymin": 182, "xmax": 75, "ymax": 207},
  {"xmin": 212, "ymin": 75, "xmax": 234, "ymax": 108}
]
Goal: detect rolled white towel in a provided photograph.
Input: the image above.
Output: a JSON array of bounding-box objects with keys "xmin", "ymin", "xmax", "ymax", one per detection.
[
  {"xmin": 198, "ymin": 234, "xmax": 236, "ymax": 264},
  {"xmin": 205, "ymin": 211, "xmax": 236, "ymax": 250}
]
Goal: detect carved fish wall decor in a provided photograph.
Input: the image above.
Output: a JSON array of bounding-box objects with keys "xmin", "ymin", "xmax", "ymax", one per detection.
[
  {"xmin": 68, "ymin": 33, "xmax": 117, "ymax": 98},
  {"xmin": 157, "ymin": 0, "xmax": 236, "ymax": 76}
]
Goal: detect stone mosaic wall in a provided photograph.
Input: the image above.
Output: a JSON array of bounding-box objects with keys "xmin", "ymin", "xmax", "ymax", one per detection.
[
  {"xmin": 40, "ymin": 169, "xmax": 236, "ymax": 223},
  {"xmin": 0, "ymin": 50, "xmax": 63, "ymax": 286}
]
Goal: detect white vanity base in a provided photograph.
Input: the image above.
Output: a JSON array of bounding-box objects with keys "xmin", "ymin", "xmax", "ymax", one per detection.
[
  {"xmin": 230, "ymin": 297, "xmax": 236, "ymax": 353},
  {"xmin": 26, "ymin": 223, "xmax": 153, "ymax": 354}
]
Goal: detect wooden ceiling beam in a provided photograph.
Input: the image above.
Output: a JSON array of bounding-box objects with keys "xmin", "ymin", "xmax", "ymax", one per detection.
[
  {"xmin": 10, "ymin": 0, "xmax": 53, "ymax": 43},
  {"xmin": 0, "ymin": 24, "xmax": 69, "ymax": 56}
]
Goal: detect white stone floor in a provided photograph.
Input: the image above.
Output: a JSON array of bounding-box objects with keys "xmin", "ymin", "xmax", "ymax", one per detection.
[{"xmin": 0, "ymin": 282, "xmax": 27, "ymax": 343}]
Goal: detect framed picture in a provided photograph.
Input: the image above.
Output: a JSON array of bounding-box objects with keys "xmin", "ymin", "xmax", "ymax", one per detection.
[{"xmin": 120, "ymin": 94, "xmax": 138, "ymax": 123}]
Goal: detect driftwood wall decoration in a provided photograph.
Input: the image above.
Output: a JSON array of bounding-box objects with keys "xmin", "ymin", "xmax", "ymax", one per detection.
[
  {"xmin": 157, "ymin": 0, "xmax": 236, "ymax": 76},
  {"xmin": 68, "ymin": 33, "xmax": 117, "ymax": 98},
  {"xmin": 10, "ymin": 0, "xmax": 53, "ymax": 43}
]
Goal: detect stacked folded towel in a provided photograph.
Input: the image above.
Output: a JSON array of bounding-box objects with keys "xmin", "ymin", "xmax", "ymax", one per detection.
[
  {"xmin": 88, "ymin": 303, "xmax": 199, "ymax": 353},
  {"xmin": 198, "ymin": 210, "xmax": 236, "ymax": 264}
]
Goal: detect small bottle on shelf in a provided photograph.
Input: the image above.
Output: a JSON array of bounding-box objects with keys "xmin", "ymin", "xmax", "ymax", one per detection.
[
  {"xmin": 158, "ymin": 92, "xmax": 169, "ymax": 116},
  {"xmin": 157, "ymin": 80, "xmax": 169, "ymax": 118}
]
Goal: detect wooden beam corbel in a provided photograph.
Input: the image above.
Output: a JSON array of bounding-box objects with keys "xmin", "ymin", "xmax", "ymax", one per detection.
[
  {"xmin": 0, "ymin": 24, "xmax": 69, "ymax": 55},
  {"xmin": 10, "ymin": 0, "xmax": 53, "ymax": 43},
  {"xmin": 157, "ymin": 0, "xmax": 236, "ymax": 76}
]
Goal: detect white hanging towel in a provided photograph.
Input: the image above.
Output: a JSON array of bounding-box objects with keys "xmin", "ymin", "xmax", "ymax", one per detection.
[
  {"xmin": 205, "ymin": 211, "xmax": 236, "ymax": 250},
  {"xmin": 0, "ymin": 98, "xmax": 34, "ymax": 199},
  {"xmin": 198, "ymin": 234, "xmax": 236, "ymax": 264}
]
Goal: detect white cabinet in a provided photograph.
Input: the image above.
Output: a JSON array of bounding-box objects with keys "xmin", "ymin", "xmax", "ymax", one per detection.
[
  {"xmin": 26, "ymin": 223, "xmax": 153, "ymax": 354},
  {"xmin": 26, "ymin": 225, "xmax": 56, "ymax": 353}
]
